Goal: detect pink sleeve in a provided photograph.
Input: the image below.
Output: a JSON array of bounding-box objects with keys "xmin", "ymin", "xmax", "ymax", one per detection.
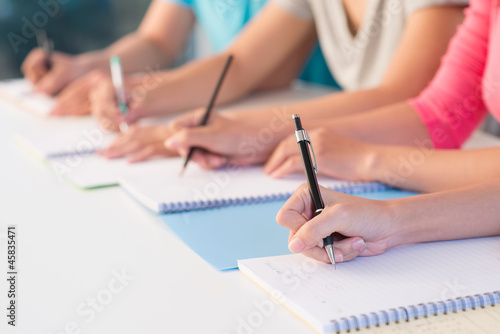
[{"xmin": 409, "ymin": 0, "xmax": 490, "ymax": 149}]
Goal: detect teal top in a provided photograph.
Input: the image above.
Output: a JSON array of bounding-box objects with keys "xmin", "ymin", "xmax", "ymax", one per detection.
[{"xmin": 164, "ymin": 0, "xmax": 339, "ymax": 88}]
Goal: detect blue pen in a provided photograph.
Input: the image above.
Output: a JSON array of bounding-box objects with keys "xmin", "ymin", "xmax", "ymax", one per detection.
[{"xmin": 109, "ymin": 56, "xmax": 129, "ymax": 133}]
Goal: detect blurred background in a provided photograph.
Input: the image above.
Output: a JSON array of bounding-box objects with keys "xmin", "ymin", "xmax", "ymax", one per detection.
[
  {"xmin": 1, "ymin": 0, "xmax": 499, "ymax": 134},
  {"xmin": 0, "ymin": 0, "xmax": 152, "ymax": 79}
]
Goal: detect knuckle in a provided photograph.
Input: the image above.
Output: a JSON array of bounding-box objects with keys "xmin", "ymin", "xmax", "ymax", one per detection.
[{"xmin": 275, "ymin": 210, "xmax": 288, "ymax": 227}]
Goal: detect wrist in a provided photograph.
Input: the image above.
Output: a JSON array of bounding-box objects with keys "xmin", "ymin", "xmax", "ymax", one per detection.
[
  {"xmin": 74, "ymin": 51, "xmax": 109, "ymax": 76},
  {"xmin": 384, "ymin": 198, "xmax": 415, "ymax": 249},
  {"xmin": 359, "ymin": 144, "xmax": 387, "ymax": 182}
]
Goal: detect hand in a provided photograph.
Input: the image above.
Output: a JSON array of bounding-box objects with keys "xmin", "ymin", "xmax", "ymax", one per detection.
[
  {"xmin": 98, "ymin": 124, "xmax": 177, "ymax": 162},
  {"xmin": 21, "ymin": 49, "xmax": 84, "ymax": 95},
  {"xmin": 264, "ymin": 128, "xmax": 376, "ymax": 181},
  {"xmin": 165, "ymin": 109, "xmax": 282, "ymax": 168},
  {"xmin": 277, "ymin": 184, "xmax": 399, "ymax": 264},
  {"xmin": 89, "ymin": 78, "xmax": 143, "ymax": 132},
  {"xmin": 50, "ymin": 70, "xmax": 107, "ymax": 116}
]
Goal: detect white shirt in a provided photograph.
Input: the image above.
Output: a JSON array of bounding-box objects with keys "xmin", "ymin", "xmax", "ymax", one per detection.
[{"xmin": 275, "ymin": 0, "xmax": 468, "ymax": 90}]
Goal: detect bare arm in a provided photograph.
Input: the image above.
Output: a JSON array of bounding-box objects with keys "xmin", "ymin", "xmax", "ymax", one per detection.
[
  {"xmin": 278, "ymin": 179, "xmax": 500, "ymax": 264},
  {"xmin": 136, "ymin": 2, "xmax": 315, "ymax": 116},
  {"xmin": 393, "ymin": 178, "xmax": 500, "ymax": 245},
  {"xmin": 366, "ymin": 143, "xmax": 500, "ymax": 193},
  {"xmin": 21, "ymin": 1, "xmax": 195, "ymax": 94},
  {"xmin": 77, "ymin": 1, "xmax": 195, "ymax": 74},
  {"xmin": 228, "ymin": 6, "xmax": 465, "ymax": 130}
]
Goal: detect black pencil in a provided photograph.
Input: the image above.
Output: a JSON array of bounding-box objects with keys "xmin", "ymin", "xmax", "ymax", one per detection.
[
  {"xmin": 180, "ymin": 54, "xmax": 234, "ymax": 175},
  {"xmin": 36, "ymin": 29, "xmax": 53, "ymax": 70}
]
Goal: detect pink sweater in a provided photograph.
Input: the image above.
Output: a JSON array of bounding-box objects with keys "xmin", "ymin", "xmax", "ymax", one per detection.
[{"xmin": 410, "ymin": 0, "xmax": 500, "ymax": 149}]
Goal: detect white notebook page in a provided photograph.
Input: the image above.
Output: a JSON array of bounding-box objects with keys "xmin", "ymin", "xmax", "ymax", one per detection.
[
  {"xmin": 48, "ymin": 155, "xmax": 173, "ymax": 189},
  {"xmin": 239, "ymin": 237, "xmax": 500, "ymax": 333},
  {"xmin": 0, "ymin": 79, "xmax": 55, "ymax": 116},
  {"xmin": 118, "ymin": 159, "xmax": 376, "ymax": 212}
]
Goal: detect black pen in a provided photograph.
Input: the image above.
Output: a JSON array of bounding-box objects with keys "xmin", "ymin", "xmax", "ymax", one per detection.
[
  {"xmin": 180, "ymin": 54, "xmax": 233, "ymax": 175},
  {"xmin": 36, "ymin": 29, "xmax": 53, "ymax": 70},
  {"xmin": 293, "ymin": 114, "xmax": 336, "ymax": 269}
]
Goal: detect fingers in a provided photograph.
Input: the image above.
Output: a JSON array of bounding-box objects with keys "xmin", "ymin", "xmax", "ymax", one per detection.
[
  {"xmin": 276, "ymin": 183, "xmax": 315, "ymax": 231},
  {"xmin": 127, "ymin": 143, "xmax": 178, "ymax": 163},
  {"xmin": 52, "ymin": 70, "xmax": 105, "ymax": 116},
  {"xmin": 285, "ymin": 191, "xmax": 355, "ymax": 253},
  {"xmin": 99, "ymin": 131, "xmax": 142, "ymax": 159},
  {"xmin": 300, "ymin": 237, "xmax": 367, "ymax": 264},
  {"xmin": 36, "ymin": 65, "xmax": 67, "ymax": 95},
  {"xmin": 89, "ymin": 81, "xmax": 121, "ymax": 132},
  {"xmin": 51, "ymin": 102, "xmax": 91, "ymax": 117},
  {"xmin": 21, "ymin": 49, "xmax": 48, "ymax": 84},
  {"xmin": 52, "ymin": 85, "xmax": 89, "ymax": 116},
  {"xmin": 263, "ymin": 135, "xmax": 297, "ymax": 175},
  {"xmin": 268, "ymin": 155, "xmax": 303, "ymax": 178},
  {"xmin": 190, "ymin": 151, "xmax": 227, "ymax": 169}
]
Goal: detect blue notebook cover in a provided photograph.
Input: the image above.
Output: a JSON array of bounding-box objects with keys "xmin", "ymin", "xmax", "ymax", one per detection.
[{"xmin": 160, "ymin": 190, "xmax": 419, "ymax": 270}]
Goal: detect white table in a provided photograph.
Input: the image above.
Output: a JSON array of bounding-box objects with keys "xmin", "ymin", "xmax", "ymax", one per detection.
[{"xmin": 1, "ymin": 85, "xmax": 499, "ymax": 334}]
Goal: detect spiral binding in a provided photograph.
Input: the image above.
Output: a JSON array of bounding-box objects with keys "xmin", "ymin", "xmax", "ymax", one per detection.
[
  {"xmin": 47, "ymin": 149, "xmax": 96, "ymax": 159},
  {"xmin": 159, "ymin": 181, "xmax": 392, "ymax": 213},
  {"xmin": 329, "ymin": 291, "xmax": 500, "ymax": 333}
]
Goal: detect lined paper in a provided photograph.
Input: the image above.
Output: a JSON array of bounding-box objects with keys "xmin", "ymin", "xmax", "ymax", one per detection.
[{"xmin": 239, "ymin": 237, "xmax": 500, "ymax": 333}]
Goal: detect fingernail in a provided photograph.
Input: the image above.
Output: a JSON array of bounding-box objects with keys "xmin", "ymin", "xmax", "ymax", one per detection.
[
  {"xmin": 334, "ymin": 251, "xmax": 344, "ymax": 263},
  {"xmin": 353, "ymin": 238, "xmax": 366, "ymax": 251},
  {"xmin": 270, "ymin": 171, "xmax": 281, "ymax": 179},
  {"xmin": 289, "ymin": 237, "xmax": 305, "ymax": 253},
  {"xmin": 164, "ymin": 138, "xmax": 176, "ymax": 149}
]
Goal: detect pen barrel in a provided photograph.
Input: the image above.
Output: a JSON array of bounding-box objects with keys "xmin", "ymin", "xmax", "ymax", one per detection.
[
  {"xmin": 297, "ymin": 140, "xmax": 324, "ymax": 212},
  {"xmin": 293, "ymin": 115, "xmax": 303, "ymax": 131}
]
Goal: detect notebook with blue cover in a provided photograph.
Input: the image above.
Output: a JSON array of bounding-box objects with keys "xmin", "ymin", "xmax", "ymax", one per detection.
[{"xmin": 159, "ymin": 189, "xmax": 416, "ymax": 270}]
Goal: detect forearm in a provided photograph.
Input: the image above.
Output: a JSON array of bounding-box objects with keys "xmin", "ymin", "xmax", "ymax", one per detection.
[
  {"xmin": 321, "ymin": 102, "xmax": 431, "ymax": 146},
  {"xmin": 390, "ymin": 178, "xmax": 500, "ymax": 248},
  {"xmin": 72, "ymin": 33, "xmax": 172, "ymax": 77},
  {"xmin": 142, "ymin": 53, "xmax": 266, "ymax": 116},
  {"xmin": 367, "ymin": 145, "xmax": 500, "ymax": 192},
  {"xmin": 102, "ymin": 33, "xmax": 173, "ymax": 72}
]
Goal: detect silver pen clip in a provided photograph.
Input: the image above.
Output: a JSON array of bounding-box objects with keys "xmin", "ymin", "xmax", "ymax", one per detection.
[{"xmin": 295, "ymin": 129, "xmax": 319, "ymax": 174}]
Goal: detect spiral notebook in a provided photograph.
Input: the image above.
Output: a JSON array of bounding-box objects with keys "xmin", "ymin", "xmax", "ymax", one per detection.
[
  {"xmin": 0, "ymin": 78, "xmax": 55, "ymax": 116},
  {"xmin": 118, "ymin": 159, "xmax": 390, "ymax": 213},
  {"xmin": 238, "ymin": 236, "xmax": 500, "ymax": 333},
  {"xmin": 15, "ymin": 128, "xmax": 116, "ymax": 161}
]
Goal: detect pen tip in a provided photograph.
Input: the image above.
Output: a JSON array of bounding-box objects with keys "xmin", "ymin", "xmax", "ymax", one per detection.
[
  {"xmin": 179, "ymin": 167, "xmax": 185, "ymax": 177},
  {"xmin": 325, "ymin": 245, "xmax": 335, "ymax": 269}
]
